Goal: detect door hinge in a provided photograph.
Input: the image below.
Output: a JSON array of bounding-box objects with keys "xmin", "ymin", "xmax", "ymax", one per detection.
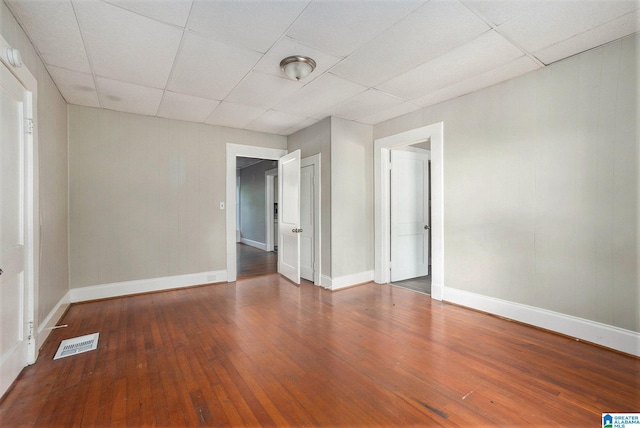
[
  {"xmin": 27, "ymin": 320, "xmax": 34, "ymax": 341},
  {"xmin": 25, "ymin": 118, "xmax": 33, "ymax": 135}
]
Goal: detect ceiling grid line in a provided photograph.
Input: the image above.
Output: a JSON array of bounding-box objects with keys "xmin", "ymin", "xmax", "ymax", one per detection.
[
  {"xmin": 69, "ymin": 0, "xmax": 102, "ymax": 109},
  {"xmin": 458, "ymin": 0, "xmax": 546, "ymax": 68}
]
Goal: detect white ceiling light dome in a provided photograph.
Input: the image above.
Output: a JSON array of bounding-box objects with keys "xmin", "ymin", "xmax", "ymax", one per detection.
[{"xmin": 280, "ymin": 55, "xmax": 316, "ymax": 81}]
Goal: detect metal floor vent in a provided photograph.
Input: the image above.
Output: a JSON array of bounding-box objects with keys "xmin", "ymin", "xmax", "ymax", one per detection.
[{"xmin": 54, "ymin": 333, "xmax": 99, "ymax": 360}]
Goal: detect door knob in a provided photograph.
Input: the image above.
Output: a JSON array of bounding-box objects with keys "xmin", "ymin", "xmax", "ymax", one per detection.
[
  {"xmin": 292, "ymin": 228, "xmax": 303, "ymax": 233},
  {"xmin": 0, "ymin": 268, "xmax": 3, "ymax": 276},
  {"xmin": 424, "ymin": 225, "xmax": 430, "ymax": 230}
]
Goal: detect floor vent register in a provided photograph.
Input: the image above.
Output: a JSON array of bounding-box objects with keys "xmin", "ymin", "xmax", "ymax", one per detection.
[{"xmin": 53, "ymin": 333, "xmax": 99, "ymax": 360}]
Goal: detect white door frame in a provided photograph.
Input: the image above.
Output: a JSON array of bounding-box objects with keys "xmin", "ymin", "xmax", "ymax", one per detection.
[
  {"xmin": 265, "ymin": 154, "xmax": 321, "ymax": 285},
  {"xmin": 265, "ymin": 167, "xmax": 278, "ymax": 252},
  {"xmin": 374, "ymin": 122, "xmax": 444, "ymax": 300},
  {"xmin": 226, "ymin": 144, "xmax": 287, "ymax": 282},
  {"xmin": 0, "ymin": 37, "xmax": 38, "ymax": 367}
]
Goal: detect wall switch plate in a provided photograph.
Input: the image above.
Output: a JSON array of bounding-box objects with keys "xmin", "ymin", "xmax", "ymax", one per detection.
[{"xmin": 219, "ymin": 202, "xmax": 225, "ymax": 210}]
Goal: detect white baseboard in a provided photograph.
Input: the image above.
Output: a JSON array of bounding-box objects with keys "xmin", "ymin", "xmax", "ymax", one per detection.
[
  {"xmin": 431, "ymin": 281, "xmax": 443, "ymax": 301},
  {"xmin": 444, "ymin": 287, "xmax": 640, "ymax": 357},
  {"xmin": 240, "ymin": 238, "xmax": 267, "ymax": 251},
  {"xmin": 323, "ymin": 270, "xmax": 374, "ymax": 291},
  {"xmin": 70, "ymin": 270, "xmax": 227, "ymax": 303},
  {"xmin": 36, "ymin": 290, "xmax": 71, "ymax": 352}
]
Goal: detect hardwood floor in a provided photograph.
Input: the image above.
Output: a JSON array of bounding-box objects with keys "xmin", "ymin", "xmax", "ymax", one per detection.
[
  {"xmin": 392, "ymin": 275, "xmax": 431, "ymax": 295},
  {"xmin": 237, "ymin": 243, "xmax": 277, "ymax": 278},
  {"xmin": 1, "ymin": 276, "xmax": 638, "ymax": 427}
]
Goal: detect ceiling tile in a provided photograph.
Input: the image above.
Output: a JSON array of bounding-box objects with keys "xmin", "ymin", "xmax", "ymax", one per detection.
[
  {"xmin": 247, "ymin": 109, "xmax": 311, "ymax": 135},
  {"xmin": 253, "ymin": 36, "xmax": 343, "ymax": 82},
  {"xmin": 204, "ymin": 101, "xmax": 266, "ymax": 129},
  {"xmin": 461, "ymin": 0, "xmax": 544, "ymax": 26},
  {"xmin": 274, "ymin": 73, "xmax": 367, "ymax": 117},
  {"xmin": 413, "ymin": 56, "xmax": 541, "ymax": 107},
  {"xmin": 533, "ymin": 10, "xmax": 640, "ymax": 65},
  {"xmin": 47, "ymin": 66, "xmax": 100, "ymax": 108},
  {"xmin": 188, "ymin": 0, "xmax": 309, "ymax": 53},
  {"xmin": 6, "ymin": 0, "xmax": 90, "ymax": 72},
  {"xmin": 282, "ymin": 117, "xmax": 321, "ymax": 136},
  {"xmin": 157, "ymin": 91, "xmax": 219, "ymax": 123},
  {"xmin": 104, "ymin": 0, "xmax": 193, "ymax": 27},
  {"xmin": 224, "ymin": 71, "xmax": 303, "ymax": 109},
  {"xmin": 497, "ymin": 0, "xmax": 639, "ymax": 53},
  {"xmin": 97, "ymin": 77, "xmax": 163, "ymax": 116},
  {"xmin": 332, "ymin": 0, "xmax": 490, "ymax": 86},
  {"xmin": 326, "ymin": 89, "xmax": 406, "ymax": 121},
  {"xmin": 286, "ymin": 0, "xmax": 425, "ymax": 57},
  {"xmin": 168, "ymin": 32, "xmax": 263, "ymax": 100},
  {"xmin": 377, "ymin": 30, "xmax": 525, "ymax": 99},
  {"xmin": 358, "ymin": 101, "xmax": 424, "ymax": 125},
  {"xmin": 73, "ymin": 0, "xmax": 182, "ymax": 88}
]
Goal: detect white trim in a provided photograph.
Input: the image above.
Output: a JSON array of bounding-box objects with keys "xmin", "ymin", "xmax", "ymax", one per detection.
[
  {"xmin": 240, "ymin": 238, "xmax": 267, "ymax": 251},
  {"xmin": 265, "ymin": 167, "xmax": 278, "ymax": 252},
  {"xmin": 444, "ymin": 287, "xmax": 640, "ymax": 357},
  {"xmin": 324, "ymin": 271, "xmax": 375, "ymax": 291},
  {"xmin": 36, "ymin": 291, "xmax": 71, "ymax": 350},
  {"xmin": 69, "ymin": 270, "xmax": 227, "ymax": 303},
  {"xmin": 226, "ymin": 144, "xmax": 287, "ymax": 282},
  {"xmin": 374, "ymin": 122, "xmax": 444, "ymax": 301}
]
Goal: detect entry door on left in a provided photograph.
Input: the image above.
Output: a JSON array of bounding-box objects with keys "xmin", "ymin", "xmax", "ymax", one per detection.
[{"xmin": 0, "ymin": 61, "xmax": 31, "ymax": 397}]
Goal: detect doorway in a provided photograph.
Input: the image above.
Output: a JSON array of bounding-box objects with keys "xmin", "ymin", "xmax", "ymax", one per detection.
[
  {"xmin": 226, "ymin": 144, "xmax": 321, "ymax": 285},
  {"xmin": 265, "ymin": 155, "xmax": 321, "ymax": 284},
  {"xmin": 226, "ymin": 144, "xmax": 287, "ymax": 282},
  {"xmin": 390, "ymin": 144, "xmax": 431, "ymax": 295},
  {"xmin": 236, "ymin": 156, "xmax": 278, "ymax": 278},
  {"xmin": 374, "ymin": 122, "xmax": 444, "ymax": 301}
]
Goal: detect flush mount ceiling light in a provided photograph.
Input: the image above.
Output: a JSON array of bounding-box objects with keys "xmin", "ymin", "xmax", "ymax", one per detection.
[{"xmin": 280, "ymin": 55, "xmax": 316, "ymax": 81}]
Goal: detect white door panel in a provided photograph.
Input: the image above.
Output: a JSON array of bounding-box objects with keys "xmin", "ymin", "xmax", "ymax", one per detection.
[
  {"xmin": 278, "ymin": 150, "xmax": 301, "ymax": 284},
  {"xmin": 0, "ymin": 61, "xmax": 29, "ymax": 397},
  {"xmin": 391, "ymin": 149, "xmax": 430, "ymax": 282}
]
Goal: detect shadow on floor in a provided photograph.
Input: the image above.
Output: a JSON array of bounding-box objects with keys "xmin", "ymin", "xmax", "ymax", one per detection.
[{"xmin": 391, "ymin": 275, "xmax": 431, "ymax": 295}]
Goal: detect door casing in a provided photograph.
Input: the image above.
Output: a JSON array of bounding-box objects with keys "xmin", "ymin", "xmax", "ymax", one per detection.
[
  {"xmin": 374, "ymin": 122, "xmax": 444, "ymax": 300},
  {"xmin": 226, "ymin": 144, "xmax": 287, "ymax": 282}
]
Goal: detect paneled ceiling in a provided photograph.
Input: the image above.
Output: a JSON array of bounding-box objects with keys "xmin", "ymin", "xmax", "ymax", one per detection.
[{"xmin": 6, "ymin": 0, "xmax": 639, "ymax": 136}]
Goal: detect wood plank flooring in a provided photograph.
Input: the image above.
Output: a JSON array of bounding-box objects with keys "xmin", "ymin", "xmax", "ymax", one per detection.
[
  {"xmin": 1, "ymin": 275, "xmax": 638, "ymax": 427},
  {"xmin": 237, "ymin": 243, "xmax": 277, "ymax": 278}
]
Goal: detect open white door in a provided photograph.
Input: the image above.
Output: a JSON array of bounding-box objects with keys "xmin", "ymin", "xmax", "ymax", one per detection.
[
  {"xmin": 0, "ymin": 62, "xmax": 31, "ymax": 397},
  {"xmin": 278, "ymin": 150, "xmax": 301, "ymax": 284},
  {"xmin": 391, "ymin": 149, "xmax": 430, "ymax": 282}
]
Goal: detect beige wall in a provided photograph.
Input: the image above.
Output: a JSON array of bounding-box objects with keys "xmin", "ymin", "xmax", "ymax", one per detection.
[
  {"xmin": 288, "ymin": 117, "xmax": 374, "ymax": 280},
  {"xmin": 331, "ymin": 118, "xmax": 374, "ymax": 278},
  {"xmin": 375, "ymin": 35, "xmax": 639, "ymax": 332},
  {"xmin": 69, "ymin": 106, "xmax": 286, "ymax": 288},
  {"xmin": 1, "ymin": 2, "xmax": 69, "ymax": 326}
]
